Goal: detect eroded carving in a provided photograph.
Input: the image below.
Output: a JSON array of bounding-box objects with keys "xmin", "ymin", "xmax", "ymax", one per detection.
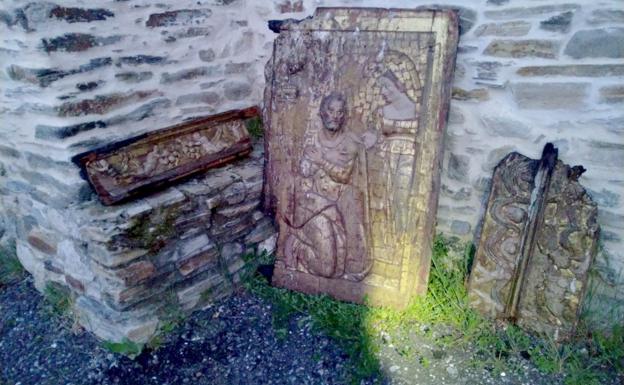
[
  {"xmin": 265, "ymin": 8, "xmax": 459, "ymax": 307},
  {"xmin": 468, "ymin": 144, "xmax": 599, "ymax": 340},
  {"xmin": 75, "ymin": 107, "xmax": 257, "ymax": 205}
]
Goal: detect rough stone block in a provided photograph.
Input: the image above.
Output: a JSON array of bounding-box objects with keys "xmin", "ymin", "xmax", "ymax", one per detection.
[
  {"xmin": 42, "ymin": 33, "xmax": 122, "ymax": 53},
  {"xmin": 146, "ymin": 9, "xmax": 212, "ymax": 28},
  {"xmin": 599, "ymin": 85, "xmax": 624, "ymax": 104},
  {"xmin": 57, "ymin": 90, "xmax": 160, "ymax": 117},
  {"xmin": 481, "ymin": 116, "xmax": 532, "ymax": 139},
  {"xmin": 484, "ymin": 40, "xmax": 559, "ymax": 59},
  {"xmin": 484, "ymin": 4, "xmax": 579, "ymax": 20},
  {"xmin": 474, "ymin": 21, "xmax": 530, "ymax": 37},
  {"xmin": 589, "ymin": 9, "xmax": 624, "ymax": 25},
  {"xmin": 564, "ymin": 29, "xmax": 624, "ymax": 59},
  {"xmin": 49, "ymin": 6, "xmax": 114, "ymax": 23},
  {"xmin": 517, "ymin": 64, "xmax": 624, "ymax": 77},
  {"xmin": 511, "ymin": 82, "xmax": 589, "ymax": 109},
  {"xmin": 540, "ymin": 12, "xmax": 573, "ymax": 33}
]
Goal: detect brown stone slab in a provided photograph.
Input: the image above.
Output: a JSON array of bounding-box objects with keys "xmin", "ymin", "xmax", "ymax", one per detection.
[
  {"xmin": 264, "ymin": 8, "xmax": 459, "ymax": 308},
  {"xmin": 468, "ymin": 144, "xmax": 599, "ymax": 340},
  {"xmin": 74, "ymin": 107, "xmax": 258, "ymax": 205}
]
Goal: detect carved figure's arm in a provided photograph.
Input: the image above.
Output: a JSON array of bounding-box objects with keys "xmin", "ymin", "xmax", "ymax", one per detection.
[{"xmin": 320, "ymin": 156, "xmax": 355, "ymax": 184}]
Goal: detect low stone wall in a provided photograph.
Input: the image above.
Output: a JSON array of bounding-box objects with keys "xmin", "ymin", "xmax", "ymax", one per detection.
[{"xmin": 13, "ymin": 143, "xmax": 275, "ymax": 343}]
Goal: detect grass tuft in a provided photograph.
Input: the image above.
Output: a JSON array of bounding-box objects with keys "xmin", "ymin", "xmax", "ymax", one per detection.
[
  {"xmin": 103, "ymin": 339, "xmax": 144, "ymax": 359},
  {"xmin": 0, "ymin": 241, "xmax": 24, "ymax": 287},
  {"xmin": 245, "ymin": 116, "xmax": 264, "ymax": 140}
]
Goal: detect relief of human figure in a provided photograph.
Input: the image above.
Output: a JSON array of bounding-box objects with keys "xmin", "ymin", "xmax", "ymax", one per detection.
[
  {"xmin": 282, "ymin": 91, "xmax": 377, "ymax": 281},
  {"xmin": 374, "ymin": 70, "xmax": 420, "ymax": 239}
]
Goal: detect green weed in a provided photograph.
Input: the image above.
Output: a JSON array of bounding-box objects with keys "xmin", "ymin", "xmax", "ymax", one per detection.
[
  {"xmin": 103, "ymin": 338, "xmax": 144, "ymax": 359},
  {"xmin": 245, "ymin": 116, "xmax": 264, "ymax": 140},
  {"xmin": 0, "ymin": 241, "xmax": 24, "ymax": 287},
  {"xmin": 43, "ymin": 282, "xmax": 72, "ymax": 317}
]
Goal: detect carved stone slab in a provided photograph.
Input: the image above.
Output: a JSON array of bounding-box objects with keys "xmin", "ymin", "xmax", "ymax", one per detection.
[
  {"xmin": 468, "ymin": 144, "xmax": 599, "ymax": 340},
  {"xmin": 74, "ymin": 107, "xmax": 257, "ymax": 205},
  {"xmin": 264, "ymin": 8, "xmax": 459, "ymax": 308}
]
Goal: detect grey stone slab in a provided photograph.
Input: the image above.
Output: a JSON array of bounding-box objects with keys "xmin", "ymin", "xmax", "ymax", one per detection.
[
  {"xmin": 599, "ymin": 85, "xmax": 624, "ymax": 104},
  {"xmin": 474, "ymin": 21, "xmax": 531, "ymax": 37},
  {"xmin": 484, "ymin": 4, "xmax": 580, "ymax": 20},
  {"xmin": 511, "ymin": 82, "xmax": 589, "ymax": 109},
  {"xmin": 564, "ymin": 28, "xmax": 624, "ymax": 59},
  {"xmin": 481, "ymin": 116, "xmax": 532, "ymax": 139},
  {"xmin": 517, "ymin": 64, "xmax": 624, "ymax": 77},
  {"xmin": 540, "ymin": 12, "xmax": 573, "ymax": 33},
  {"xmin": 484, "ymin": 39, "xmax": 559, "ymax": 59}
]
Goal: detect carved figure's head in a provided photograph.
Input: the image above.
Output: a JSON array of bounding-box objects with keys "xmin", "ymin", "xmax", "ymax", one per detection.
[
  {"xmin": 379, "ymin": 70, "xmax": 408, "ymax": 104},
  {"xmin": 319, "ymin": 92, "xmax": 347, "ymax": 132}
]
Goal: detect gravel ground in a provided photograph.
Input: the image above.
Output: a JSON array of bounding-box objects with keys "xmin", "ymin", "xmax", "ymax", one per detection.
[{"xmin": 1, "ymin": 277, "xmax": 620, "ymax": 385}]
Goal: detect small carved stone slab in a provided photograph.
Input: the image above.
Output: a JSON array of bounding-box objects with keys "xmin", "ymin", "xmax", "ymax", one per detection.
[
  {"xmin": 264, "ymin": 8, "xmax": 459, "ymax": 308},
  {"xmin": 74, "ymin": 107, "xmax": 257, "ymax": 205},
  {"xmin": 468, "ymin": 144, "xmax": 599, "ymax": 340}
]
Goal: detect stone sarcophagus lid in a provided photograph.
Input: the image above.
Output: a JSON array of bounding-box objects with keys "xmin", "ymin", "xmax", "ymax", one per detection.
[
  {"xmin": 264, "ymin": 8, "xmax": 459, "ymax": 308},
  {"xmin": 468, "ymin": 144, "xmax": 599, "ymax": 340},
  {"xmin": 74, "ymin": 107, "xmax": 258, "ymax": 205}
]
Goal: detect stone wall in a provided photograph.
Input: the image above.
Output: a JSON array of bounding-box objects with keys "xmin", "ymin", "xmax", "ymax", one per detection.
[{"xmin": 1, "ymin": 0, "xmax": 623, "ymax": 332}]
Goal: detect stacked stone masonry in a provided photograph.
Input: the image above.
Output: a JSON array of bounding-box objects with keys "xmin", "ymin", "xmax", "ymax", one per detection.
[{"xmin": 0, "ymin": 0, "xmax": 623, "ymax": 334}]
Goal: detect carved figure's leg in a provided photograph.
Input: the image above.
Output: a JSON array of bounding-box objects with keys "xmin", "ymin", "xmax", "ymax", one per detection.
[{"xmin": 298, "ymin": 210, "xmax": 341, "ymax": 278}]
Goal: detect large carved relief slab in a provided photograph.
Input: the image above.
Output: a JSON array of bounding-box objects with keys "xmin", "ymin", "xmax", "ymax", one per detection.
[
  {"xmin": 74, "ymin": 107, "xmax": 257, "ymax": 205},
  {"xmin": 468, "ymin": 144, "xmax": 599, "ymax": 340},
  {"xmin": 264, "ymin": 8, "xmax": 459, "ymax": 308}
]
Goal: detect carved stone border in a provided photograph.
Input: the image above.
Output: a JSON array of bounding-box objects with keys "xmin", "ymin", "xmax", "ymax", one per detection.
[{"xmin": 73, "ymin": 107, "xmax": 258, "ymax": 205}]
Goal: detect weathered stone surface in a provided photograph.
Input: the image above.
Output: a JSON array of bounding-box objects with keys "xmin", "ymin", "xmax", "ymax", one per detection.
[
  {"xmin": 198, "ymin": 49, "xmax": 216, "ymax": 62},
  {"xmin": 223, "ymin": 81, "xmax": 252, "ymax": 100},
  {"xmin": 564, "ymin": 29, "xmax": 624, "ymax": 59},
  {"xmin": 511, "ymin": 82, "xmax": 589, "ymax": 109},
  {"xmin": 161, "ymin": 66, "xmax": 219, "ymax": 84},
  {"xmin": 74, "ymin": 296, "xmax": 159, "ymax": 343},
  {"xmin": 115, "ymin": 260, "xmax": 156, "ymax": 286},
  {"xmin": 484, "ymin": 4, "xmax": 580, "ymax": 20},
  {"xmin": 57, "ymin": 90, "xmax": 160, "ymax": 117},
  {"xmin": 175, "ymin": 91, "xmax": 220, "ymax": 106},
  {"xmin": 450, "ymin": 220, "xmax": 471, "ymax": 236},
  {"xmin": 7, "ymin": 57, "xmax": 112, "ymax": 87},
  {"xmin": 73, "ymin": 107, "xmax": 256, "ymax": 205},
  {"xmin": 587, "ymin": 188, "xmax": 620, "ymax": 208},
  {"xmin": 540, "ymin": 12, "xmax": 573, "ymax": 33},
  {"xmin": 49, "ymin": 6, "xmax": 114, "ymax": 23},
  {"xmin": 599, "ymin": 85, "xmax": 624, "ymax": 104},
  {"xmin": 36, "ymin": 99, "xmax": 172, "ymax": 140},
  {"xmin": 589, "ymin": 9, "xmax": 624, "ymax": 25},
  {"xmin": 42, "ymin": 33, "xmax": 122, "ymax": 53},
  {"xmin": 475, "ymin": 61, "xmax": 503, "ymax": 82},
  {"xmin": 481, "ymin": 116, "xmax": 532, "ymax": 139},
  {"xmin": 116, "ymin": 55, "xmax": 167, "ymax": 66},
  {"xmin": 474, "ymin": 21, "xmax": 531, "ymax": 37},
  {"xmin": 484, "ymin": 40, "xmax": 559, "ymax": 59},
  {"xmin": 146, "ymin": 9, "xmax": 212, "ymax": 28},
  {"xmin": 468, "ymin": 144, "xmax": 599, "ymax": 340},
  {"xmin": 115, "ymin": 72, "xmax": 153, "ymax": 83},
  {"xmin": 277, "ymin": 0, "xmax": 304, "ymax": 13},
  {"xmin": 517, "ymin": 64, "xmax": 624, "ymax": 78},
  {"xmin": 448, "ymin": 153, "xmax": 470, "ymax": 182},
  {"xmin": 76, "ymin": 81, "xmax": 102, "ymax": 92},
  {"xmin": 452, "ymin": 87, "xmax": 489, "ymax": 101},
  {"xmin": 266, "ymin": 8, "xmax": 458, "ymax": 308},
  {"xmin": 35, "ymin": 121, "xmax": 107, "ymax": 140},
  {"xmin": 0, "ymin": 145, "xmax": 20, "ymax": 158},
  {"xmin": 225, "ymin": 62, "xmax": 252, "ymax": 74}
]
